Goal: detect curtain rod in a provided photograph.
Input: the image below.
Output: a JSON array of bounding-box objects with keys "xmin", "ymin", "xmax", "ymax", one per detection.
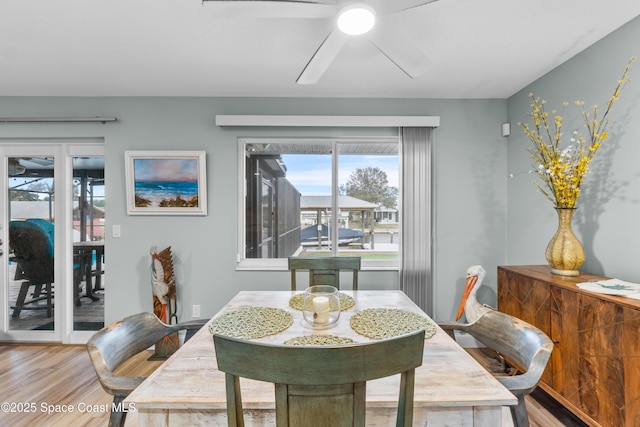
[
  {"xmin": 216, "ymin": 115, "xmax": 440, "ymax": 127},
  {"xmin": 0, "ymin": 117, "xmax": 118, "ymax": 124}
]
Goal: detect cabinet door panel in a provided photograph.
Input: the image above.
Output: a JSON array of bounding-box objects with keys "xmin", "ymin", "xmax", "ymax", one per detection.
[
  {"xmin": 578, "ymin": 293, "xmax": 623, "ymax": 426},
  {"xmin": 497, "ymin": 269, "xmax": 520, "ymax": 317},
  {"xmin": 498, "ymin": 269, "xmax": 552, "ymax": 384},
  {"xmin": 552, "ymin": 287, "xmax": 640, "ymax": 426},
  {"xmin": 621, "ymin": 306, "xmax": 640, "ymax": 427},
  {"xmin": 550, "ymin": 287, "xmax": 581, "ymax": 400},
  {"xmin": 498, "ymin": 270, "xmax": 549, "ymax": 323}
]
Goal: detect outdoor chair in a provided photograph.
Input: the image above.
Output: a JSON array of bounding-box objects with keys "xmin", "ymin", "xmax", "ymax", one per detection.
[
  {"xmin": 214, "ymin": 329, "xmax": 425, "ymax": 427},
  {"xmin": 439, "ymin": 309, "xmax": 553, "ymax": 427},
  {"xmin": 288, "ymin": 256, "xmax": 360, "ymax": 291},
  {"xmin": 9, "ymin": 219, "xmax": 55, "ymax": 318},
  {"xmin": 87, "ymin": 312, "xmax": 207, "ymax": 427}
]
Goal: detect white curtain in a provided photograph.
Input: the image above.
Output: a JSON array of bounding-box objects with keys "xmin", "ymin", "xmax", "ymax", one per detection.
[{"xmin": 400, "ymin": 127, "xmax": 434, "ymax": 315}]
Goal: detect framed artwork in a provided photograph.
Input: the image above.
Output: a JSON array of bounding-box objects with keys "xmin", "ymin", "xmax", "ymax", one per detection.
[{"xmin": 125, "ymin": 151, "xmax": 207, "ymax": 215}]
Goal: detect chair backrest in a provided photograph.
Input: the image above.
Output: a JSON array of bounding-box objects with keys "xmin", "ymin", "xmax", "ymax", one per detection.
[
  {"xmin": 87, "ymin": 312, "xmax": 182, "ymax": 395},
  {"xmin": 288, "ymin": 256, "xmax": 361, "ymax": 291},
  {"xmin": 25, "ymin": 218, "xmax": 55, "ymax": 251},
  {"xmin": 463, "ymin": 310, "xmax": 553, "ymax": 395},
  {"xmin": 9, "ymin": 219, "xmax": 54, "ymax": 284},
  {"xmin": 214, "ymin": 329, "xmax": 425, "ymax": 427}
]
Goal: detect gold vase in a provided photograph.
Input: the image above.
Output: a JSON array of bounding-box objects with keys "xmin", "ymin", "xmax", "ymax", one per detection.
[{"xmin": 545, "ymin": 208, "xmax": 585, "ymax": 276}]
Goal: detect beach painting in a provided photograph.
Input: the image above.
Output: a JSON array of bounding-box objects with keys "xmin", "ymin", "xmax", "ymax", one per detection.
[{"xmin": 125, "ymin": 151, "xmax": 207, "ymax": 215}]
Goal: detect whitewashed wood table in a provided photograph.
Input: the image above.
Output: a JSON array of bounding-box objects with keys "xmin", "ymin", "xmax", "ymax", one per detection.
[{"xmin": 126, "ymin": 290, "xmax": 516, "ymax": 426}]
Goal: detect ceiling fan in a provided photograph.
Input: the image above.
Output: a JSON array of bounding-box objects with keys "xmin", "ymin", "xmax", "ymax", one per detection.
[{"xmin": 202, "ymin": 0, "xmax": 439, "ymax": 84}]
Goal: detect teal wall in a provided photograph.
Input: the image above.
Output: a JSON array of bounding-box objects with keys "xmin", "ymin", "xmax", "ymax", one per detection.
[
  {"xmin": 1, "ymin": 97, "xmax": 507, "ymax": 323},
  {"xmin": 506, "ymin": 16, "xmax": 640, "ymax": 281},
  {"xmin": 9, "ymin": 6, "xmax": 638, "ymax": 327}
]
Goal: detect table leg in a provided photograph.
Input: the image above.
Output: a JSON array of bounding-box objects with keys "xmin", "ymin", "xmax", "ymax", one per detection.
[
  {"xmin": 85, "ymin": 266, "xmax": 99, "ymax": 300},
  {"xmin": 93, "ymin": 248, "xmax": 103, "ymax": 292},
  {"xmin": 82, "ymin": 249, "xmax": 99, "ymax": 301}
]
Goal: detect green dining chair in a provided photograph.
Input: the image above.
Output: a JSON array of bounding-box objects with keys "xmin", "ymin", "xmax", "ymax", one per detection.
[
  {"xmin": 214, "ymin": 329, "xmax": 425, "ymax": 427},
  {"xmin": 288, "ymin": 256, "xmax": 361, "ymax": 291},
  {"xmin": 439, "ymin": 309, "xmax": 553, "ymax": 427}
]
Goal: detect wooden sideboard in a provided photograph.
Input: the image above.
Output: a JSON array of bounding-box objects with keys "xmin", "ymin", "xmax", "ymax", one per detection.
[{"xmin": 497, "ymin": 265, "xmax": 640, "ymax": 427}]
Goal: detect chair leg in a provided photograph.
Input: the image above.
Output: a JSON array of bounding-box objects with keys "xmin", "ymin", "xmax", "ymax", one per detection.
[
  {"xmin": 108, "ymin": 396, "xmax": 127, "ymax": 427},
  {"xmin": 226, "ymin": 374, "xmax": 244, "ymax": 427},
  {"xmin": 510, "ymin": 395, "xmax": 530, "ymax": 427},
  {"xmin": 12, "ymin": 281, "xmax": 32, "ymax": 318},
  {"xmin": 12, "ymin": 281, "xmax": 55, "ymax": 318},
  {"xmin": 74, "ymin": 263, "xmax": 82, "ymax": 307},
  {"xmin": 32, "ymin": 283, "xmax": 44, "ymax": 298},
  {"xmin": 397, "ymin": 370, "xmax": 415, "ymax": 427},
  {"xmin": 45, "ymin": 283, "xmax": 53, "ymax": 318}
]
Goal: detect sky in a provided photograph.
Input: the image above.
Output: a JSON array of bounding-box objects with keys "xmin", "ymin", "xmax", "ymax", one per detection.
[
  {"xmin": 133, "ymin": 158, "xmax": 199, "ymax": 182},
  {"xmin": 12, "ymin": 153, "xmax": 399, "ymax": 201},
  {"xmin": 281, "ymin": 154, "xmax": 399, "ymax": 196}
]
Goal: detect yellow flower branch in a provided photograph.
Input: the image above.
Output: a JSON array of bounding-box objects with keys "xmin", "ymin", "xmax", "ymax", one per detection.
[{"xmin": 518, "ymin": 57, "xmax": 635, "ymax": 208}]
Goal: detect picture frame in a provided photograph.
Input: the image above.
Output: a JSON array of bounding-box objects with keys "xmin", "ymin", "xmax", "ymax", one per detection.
[{"xmin": 125, "ymin": 151, "xmax": 207, "ymax": 216}]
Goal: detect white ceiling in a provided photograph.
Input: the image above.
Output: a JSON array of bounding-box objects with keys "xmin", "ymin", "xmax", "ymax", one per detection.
[{"xmin": 1, "ymin": 0, "xmax": 639, "ymax": 99}]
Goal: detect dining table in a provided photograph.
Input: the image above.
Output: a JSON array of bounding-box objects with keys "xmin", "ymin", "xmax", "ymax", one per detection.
[{"xmin": 126, "ymin": 290, "xmax": 516, "ymax": 426}]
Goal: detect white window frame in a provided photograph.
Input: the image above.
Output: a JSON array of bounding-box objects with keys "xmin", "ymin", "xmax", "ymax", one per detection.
[
  {"xmin": 237, "ymin": 137, "xmax": 400, "ymax": 271},
  {"xmin": 219, "ymin": 114, "xmax": 441, "ymax": 273}
]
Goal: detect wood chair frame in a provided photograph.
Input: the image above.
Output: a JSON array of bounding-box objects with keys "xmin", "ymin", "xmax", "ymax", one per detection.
[
  {"xmin": 87, "ymin": 312, "xmax": 206, "ymax": 427},
  {"xmin": 439, "ymin": 310, "xmax": 553, "ymax": 427},
  {"xmin": 214, "ymin": 329, "xmax": 425, "ymax": 427},
  {"xmin": 288, "ymin": 256, "xmax": 361, "ymax": 291}
]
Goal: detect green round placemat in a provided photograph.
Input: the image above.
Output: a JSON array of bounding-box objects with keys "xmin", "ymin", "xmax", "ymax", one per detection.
[
  {"xmin": 283, "ymin": 335, "xmax": 357, "ymax": 346},
  {"xmin": 289, "ymin": 292, "xmax": 355, "ymax": 311},
  {"xmin": 208, "ymin": 307, "xmax": 293, "ymax": 339},
  {"xmin": 350, "ymin": 308, "xmax": 437, "ymax": 340}
]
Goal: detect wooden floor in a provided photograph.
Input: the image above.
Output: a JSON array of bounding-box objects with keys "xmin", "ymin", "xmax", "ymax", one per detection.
[
  {"xmin": 0, "ymin": 344, "xmax": 587, "ymax": 427},
  {"xmin": 0, "ymin": 344, "xmax": 157, "ymax": 427}
]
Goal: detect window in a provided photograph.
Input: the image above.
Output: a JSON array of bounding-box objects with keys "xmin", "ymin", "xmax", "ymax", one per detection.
[{"xmin": 239, "ymin": 138, "xmax": 399, "ymax": 269}]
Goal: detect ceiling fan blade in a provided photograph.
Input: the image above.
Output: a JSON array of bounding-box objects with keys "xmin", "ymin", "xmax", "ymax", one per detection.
[
  {"xmin": 296, "ymin": 29, "xmax": 349, "ymax": 84},
  {"xmin": 376, "ymin": 0, "xmax": 440, "ymax": 15},
  {"xmin": 202, "ymin": 0, "xmax": 337, "ymax": 19},
  {"xmin": 369, "ymin": 27, "xmax": 433, "ymax": 78},
  {"xmin": 202, "ymin": 0, "xmax": 335, "ymax": 4}
]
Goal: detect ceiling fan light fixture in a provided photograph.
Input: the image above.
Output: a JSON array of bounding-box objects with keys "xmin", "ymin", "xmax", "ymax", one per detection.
[{"xmin": 337, "ymin": 3, "xmax": 376, "ymax": 36}]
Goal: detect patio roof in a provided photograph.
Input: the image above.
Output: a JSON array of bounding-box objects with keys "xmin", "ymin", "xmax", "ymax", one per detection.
[{"xmin": 301, "ymin": 195, "xmax": 378, "ymax": 211}]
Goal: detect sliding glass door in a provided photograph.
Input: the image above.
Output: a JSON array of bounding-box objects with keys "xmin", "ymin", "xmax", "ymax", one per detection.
[
  {"xmin": 71, "ymin": 154, "xmax": 105, "ymax": 336},
  {"xmin": 3, "ymin": 147, "xmax": 58, "ymax": 338},
  {"xmin": 0, "ymin": 141, "xmax": 104, "ymax": 342}
]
